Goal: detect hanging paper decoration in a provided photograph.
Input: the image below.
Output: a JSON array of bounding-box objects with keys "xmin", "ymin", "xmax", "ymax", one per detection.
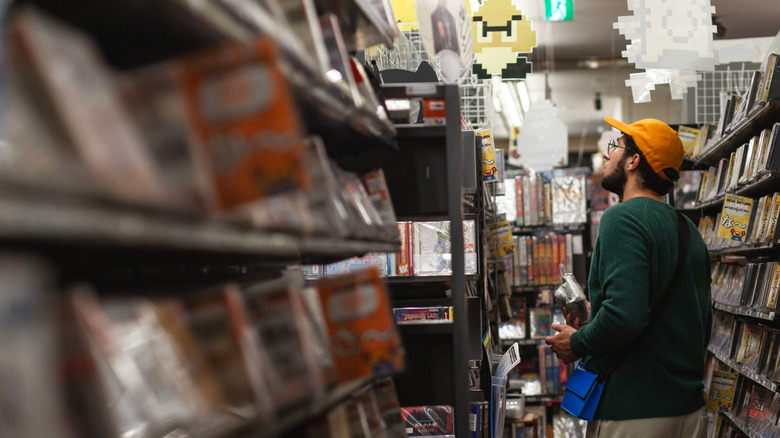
[
  {"xmin": 508, "ymin": 100, "xmax": 567, "ymax": 170},
  {"xmin": 615, "ymin": 0, "xmax": 717, "ymax": 103},
  {"xmin": 391, "ymin": 0, "xmax": 420, "ymax": 29},
  {"xmin": 471, "ymin": 0, "xmax": 536, "ymax": 79},
  {"xmin": 415, "ymin": 0, "xmax": 475, "ymax": 83}
]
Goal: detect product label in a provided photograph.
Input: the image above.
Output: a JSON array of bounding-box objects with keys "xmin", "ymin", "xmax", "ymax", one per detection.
[{"xmin": 718, "ymin": 194, "xmax": 753, "ymax": 241}]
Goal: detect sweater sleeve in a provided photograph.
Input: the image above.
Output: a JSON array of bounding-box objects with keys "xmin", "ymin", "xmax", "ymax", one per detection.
[{"xmin": 570, "ymin": 206, "xmax": 654, "ymax": 358}]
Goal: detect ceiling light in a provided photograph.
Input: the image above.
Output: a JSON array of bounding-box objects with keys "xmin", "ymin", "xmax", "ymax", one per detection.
[{"xmin": 515, "ymin": 81, "xmax": 531, "ymax": 112}]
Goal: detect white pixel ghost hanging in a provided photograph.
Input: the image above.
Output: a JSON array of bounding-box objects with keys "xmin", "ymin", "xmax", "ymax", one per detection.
[
  {"xmin": 509, "ymin": 100, "xmax": 567, "ymax": 169},
  {"xmin": 614, "ymin": 0, "xmax": 718, "ymax": 102}
]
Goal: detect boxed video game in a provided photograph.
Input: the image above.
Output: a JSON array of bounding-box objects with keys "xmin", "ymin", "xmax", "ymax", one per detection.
[{"xmin": 400, "ymin": 405, "xmax": 454, "ymax": 437}]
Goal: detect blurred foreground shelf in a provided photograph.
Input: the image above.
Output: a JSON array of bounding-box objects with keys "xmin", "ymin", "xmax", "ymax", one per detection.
[
  {"xmin": 238, "ymin": 378, "xmax": 372, "ymax": 438},
  {"xmin": 0, "ymin": 182, "xmax": 398, "ymax": 265}
]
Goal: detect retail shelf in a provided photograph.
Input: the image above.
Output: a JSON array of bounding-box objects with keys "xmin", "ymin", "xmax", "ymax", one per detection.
[
  {"xmin": 501, "ymin": 338, "xmax": 542, "ymax": 347},
  {"xmin": 513, "ymin": 224, "xmax": 585, "ymax": 234},
  {"xmin": 382, "ymin": 83, "xmax": 449, "ymax": 100},
  {"xmin": 696, "ymin": 172, "xmax": 780, "ymax": 216},
  {"xmin": 24, "ymin": 0, "xmax": 230, "ymax": 70},
  {"xmin": 692, "ymin": 196, "xmax": 725, "ymax": 213},
  {"xmin": 716, "ymin": 411, "xmax": 763, "ymax": 438},
  {"xmin": 314, "ymin": 0, "xmax": 396, "ymax": 51},
  {"xmin": 0, "ymin": 182, "xmax": 398, "ymax": 264},
  {"xmin": 694, "ymin": 101, "xmax": 780, "ymax": 168},
  {"xmin": 24, "ymin": 0, "xmax": 397, "ymax": 172},
  {"xmin": 733, "ymin": 171, "xmax": 780, "ymax": 199},
  {"xmin": 523, "ymin": 394, "xmax": 563, "ymax": 404},
  {"xmin": 244, "ymin": 377, "xmax": 373, "ymax": 438},
  {"xmin": 709, "ymin": 347, "xmax": 778, "ymax": 394},
  {"xmin": 397, "ymin": 322, "xmax": 454, "ymax": 335},
  {"xmin": 511, "ymin": 285, "xmax": 558, "ymax": 293},
  {"xmin": 396, "ymin": 214, "xmax": 463, "ymax": 222},
  {"xmin": 299, "ymin": 236, "xmax": 399, "ymax": 262},
  {"xmin": 286, "ymin": 60, "xmax": 398, "ymax": 165},
  {"xmin": 709, "ymin": 241, "xmax": 780, "ymax": 258},
  {"xmin": 395, "ymin": 125, "xmax": 448, "ymax": 138},
  {"xmin": 385, "ymin": 274, "xmax": 479, "ymax": 284},
  {"xmin": 713, "ymin": 302, "xmax": 776, "ymax": 321}
]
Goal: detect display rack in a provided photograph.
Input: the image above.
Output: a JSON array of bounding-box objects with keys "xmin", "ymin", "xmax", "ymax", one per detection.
[
  {"xmin": 378, "ymin": 83, "xmax": 475, "ymax": 438},
  {"xmin": 693, "ymin": 84, "xmax": 780, "ymax": 438},
  {"xmin": 0, "ymin": 180, "xmax": 397, "ymax": 262},
  {"xmin": 20, "ymin": 0, "xmax": 397, "ymax": 169},
  {"xmin": 693, "ymin": 101, "xmax": 780, "ymax": 167},
  {"xmin": 2, "ymin": 1, "xmax": 407, "ymax": 437}
]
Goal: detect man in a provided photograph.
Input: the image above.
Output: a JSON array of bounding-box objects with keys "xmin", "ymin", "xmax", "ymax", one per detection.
[{"xmin": 545, "ymin": 117, "xmax": 711, "ymax": 437}]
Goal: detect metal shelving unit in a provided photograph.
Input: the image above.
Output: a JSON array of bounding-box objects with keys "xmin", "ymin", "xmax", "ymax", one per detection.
[
  {"xmin": 694, "ymin": 88, "xmax": 780, "ymax": 438},
  {"xmin": 20, "ymin": 0, "xmax": 398, "ymax": 174},
  {"xmin": 380, "ymin": 83, "xmax": 473, "ymax": 438},
  {"xmin": 693, "ymin": 101, "xmax": 780, "ymax": 167},
  {"xmin": 3, "ymin": 2, "xmax": 406, "ymax": 437}
]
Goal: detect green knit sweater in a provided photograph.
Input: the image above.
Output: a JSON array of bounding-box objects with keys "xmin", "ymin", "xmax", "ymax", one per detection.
[{"xmin": 570, "ymin": 197, "xmax": 711, "ymax": 420}]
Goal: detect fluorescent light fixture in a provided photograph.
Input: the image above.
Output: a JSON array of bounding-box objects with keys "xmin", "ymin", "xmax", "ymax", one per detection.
[
  {"xmin": 491, "ymin": 76, "xmax": 503, "ymax": 113},
  {"xmin": 516, "ymin": 81, "xmax": 531, "ymax": 112},
  {"xmin": 507, "ymin": 83, "xmax": 526, "ymax": 123},
  {"xmin": 498, "ymin": 82, "xmax": 522, "ymax": 127}
]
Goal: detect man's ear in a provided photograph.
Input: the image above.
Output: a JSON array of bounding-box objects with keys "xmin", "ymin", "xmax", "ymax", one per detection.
[{"xmin": 626, "ymin": 154, "xmax": 641, "ymax": 172}]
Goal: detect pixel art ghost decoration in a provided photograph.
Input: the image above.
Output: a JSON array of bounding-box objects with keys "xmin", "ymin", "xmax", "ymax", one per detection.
[
  {"xmin": 472, "ymin": 0, "xmax": 537, "ymax": 79},
  {"xmin": 615, "ymin": 0, "xmax": 717, "ymax": 103},
  {"xmin": 508, "ymin": 100, "xmax": 567, "ymax": 169}
]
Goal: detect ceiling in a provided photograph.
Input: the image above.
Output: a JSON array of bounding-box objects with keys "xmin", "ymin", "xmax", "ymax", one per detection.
[
  {"xmin": 523, "ymin": 0, "xmax": 780, "ymax": 65},
  {"xmin": 502, "ymin": 0, "xmax": 780, "ymax": 142}
]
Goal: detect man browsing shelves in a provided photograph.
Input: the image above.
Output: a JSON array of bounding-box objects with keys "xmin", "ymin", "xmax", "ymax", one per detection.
[{"xmin": 545, "ymin": 117, "xmax": 711, "ymax": 438}]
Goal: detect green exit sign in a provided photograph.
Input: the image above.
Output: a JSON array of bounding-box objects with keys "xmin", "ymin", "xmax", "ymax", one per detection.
[{"xmin": 545, "ymin": 0, "xmax": 573, "ymax": 21}]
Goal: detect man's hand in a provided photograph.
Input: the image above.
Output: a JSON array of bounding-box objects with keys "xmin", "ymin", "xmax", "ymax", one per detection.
[
  {"xmin": 545, "ymin": 323, "xmax": 580, "ymax": 363},
  {"xmin": 561, "ymin": 300, "xmax": 591, "ymax": 330}
]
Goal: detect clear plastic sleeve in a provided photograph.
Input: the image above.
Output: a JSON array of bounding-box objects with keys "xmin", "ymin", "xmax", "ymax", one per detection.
[
  {"xmin": 553, "ymin": 262, "xmax": 589, "ymax": 325},
  {"xmin": 490, "ymin": 375, "xmax": 507, "ymax": 438}
]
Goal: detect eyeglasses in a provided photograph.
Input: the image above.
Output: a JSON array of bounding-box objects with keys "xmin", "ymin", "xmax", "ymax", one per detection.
[{"xmin": 607, "ymin": 139, "xmax": 633, "ymax": 156}]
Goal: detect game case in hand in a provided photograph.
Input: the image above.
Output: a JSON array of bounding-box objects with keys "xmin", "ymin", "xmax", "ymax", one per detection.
[{"xmin": 553, "ymin": 262, "xmax": 588, "ymax": 325}]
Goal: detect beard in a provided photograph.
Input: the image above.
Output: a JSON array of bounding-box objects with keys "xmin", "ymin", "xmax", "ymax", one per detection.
[{"xmin": 601, "ymin": 156, "xmax": 628, "ymax": 199}]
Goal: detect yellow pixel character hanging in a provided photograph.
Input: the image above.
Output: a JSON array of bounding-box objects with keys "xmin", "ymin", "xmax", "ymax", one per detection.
[{"xmin": 472, "ymin": 0, "xmax": 536, "ymax": 79}]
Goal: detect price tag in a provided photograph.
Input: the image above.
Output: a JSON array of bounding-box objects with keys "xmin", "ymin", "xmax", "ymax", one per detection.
[{"xmin": 405, "ymin": 84, "xmax": 437, "ymax": 96}]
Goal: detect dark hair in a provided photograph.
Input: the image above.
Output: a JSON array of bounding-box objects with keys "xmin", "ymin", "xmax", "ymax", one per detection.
[{"xmin": 624, "ymin": 135, "xmax": 677, "ymax": 195}]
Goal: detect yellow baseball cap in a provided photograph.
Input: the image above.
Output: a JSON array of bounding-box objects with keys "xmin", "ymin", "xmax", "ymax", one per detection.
[{"xmin": 605, "ymin": 117, "xmax": 684, "ymax": 181}]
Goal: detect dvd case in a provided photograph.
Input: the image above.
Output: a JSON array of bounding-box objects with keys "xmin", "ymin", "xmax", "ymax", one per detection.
[
  {"xmin": 7, "ymin": 9, "xmax": 172, "ymax": 206},
  {"xmin": 394, "ymin": 306, "xmax": 453, "ymax": 324},
  {"xmin": 316, "ymin": 268, "xmax": 405, "ymax": 382},
  {"xmin": 400, "ymin": 405, "xmax": 454, "ymax": 437},
  {"xmin": 0, "ymin": 255, "xmax": 64, "ymax": 438},
  {"xmin": 528, "ymin": 307, "xmax": 552, "ymax": 339},
  {"xmin": 412, "ymin": 220, "xmax": 477, "ymax": 276},
  {"xmin": 550, "ymin": 173, "xmax": 587, "ymax": 225},
  {"xmin": 174, "ymin": 36, "xmax": 313, "ymax": 211},
  {"xmin": 242, "ymin": 272, "xmax": 326, "ymax": 414}
]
